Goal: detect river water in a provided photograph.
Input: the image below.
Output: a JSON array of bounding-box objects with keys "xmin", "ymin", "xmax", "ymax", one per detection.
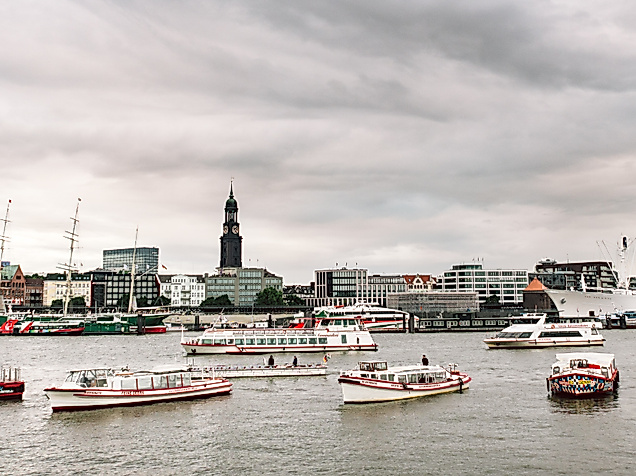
[{"xmin": 1, "ymin": 330, "xmax": 635, "ymax": 475}]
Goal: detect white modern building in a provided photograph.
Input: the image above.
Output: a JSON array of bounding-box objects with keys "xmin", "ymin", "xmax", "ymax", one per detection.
[
  {"xmin": 437, "ymin": 263, "xmax": 529, "ymax": 305},
  {"xmin": 159, "ymin": 274, "xmax": 206, "ymax": 307}
]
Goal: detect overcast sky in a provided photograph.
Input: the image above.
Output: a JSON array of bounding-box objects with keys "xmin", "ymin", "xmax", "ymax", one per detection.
[{"xmin": 2, "ymin": 0, "xmax": 636, "ymax": 284}]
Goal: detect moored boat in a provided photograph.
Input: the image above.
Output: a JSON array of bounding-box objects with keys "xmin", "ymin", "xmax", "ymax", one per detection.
[
  {"xmin": 44, "ymin": 367, "xmax": 232, "ymax": 412},
  {"xmin": 0, "ymin": 366, "xmax": 24, "ymax": 400},
  {"xmin": 547, "ymin": 353, "xmax": 619, "ymax": 398},
  {"xmin": 483, "ymin": 313, "xmax": 604, "ymax": 349},
  {"xmin": 181, "ymin": 318, "xmax": 377, "ymax": 355},
  {"xmin": 0, "ymin": 319, "xmax": 84, "ymax": 336},
  {"xmin": 313, "ymin": 303, "xmax": 414, "ymax": 332},
  {"xmin": 338, "ymin": 360, "xmax": 470, "ymax": 404}
]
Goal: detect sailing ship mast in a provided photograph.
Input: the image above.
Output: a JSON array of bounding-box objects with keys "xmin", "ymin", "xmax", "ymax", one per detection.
[
  {"xmin": 0, "ymin": 199, "xmax": 11, "ymax": 265},
  {"xmin": 59, "ymin": 199, "xmax": 81, "ymax": 318},
  {"xmin": 127, "ymin": 227, "xmax": 138, "ymax": 314}
]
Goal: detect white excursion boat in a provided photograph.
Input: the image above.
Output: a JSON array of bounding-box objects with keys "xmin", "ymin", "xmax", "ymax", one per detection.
[
  {"xmin": 181, "ymin": 318, "xmax": 377, "ymax": 355},
  {"xmin": 484, "ymin": 313, "xmax": 604, "ymax": 349},
  {"xmin": 338, "ymin": 360, "xmax": 471, "ymax": 404},
  {"xmin": 313, "ymin": 303, "xmax": 414, "ymax": 331},
  {"xmin": 548, "ymin": 353, "xmax": 619, "ymax": 398},
  {"xmin": 187, "ymin": 362, "xmax": 328, "ymax": 379},
  {"xmin": 44, "ymin": 367, "xmax": 232, "ymax": 412}
]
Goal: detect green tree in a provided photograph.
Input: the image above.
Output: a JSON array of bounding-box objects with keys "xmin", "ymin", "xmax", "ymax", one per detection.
[
  {"xmin": 484, "ymin": 294, "xmax": 500, "ymax": 305},
  {"xmin": 283, "ymin": 294, "xmax": 305, "ymax": 306},
  {"xmin": 254, "ymin": 287, "xmax": 284, "ymax": 306},
  {"xmin": 199, "ymin": 294, "xmax": 232, "ymax": 307},
  {"xmin": 51, "ymin": 299, "xmax": 63, "ymax": 309}
]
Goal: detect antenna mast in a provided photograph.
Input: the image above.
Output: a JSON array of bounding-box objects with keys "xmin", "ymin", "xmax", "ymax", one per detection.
[{"xmin": 59, "ymin": 199, "xmax": 81, "ymax": 318}]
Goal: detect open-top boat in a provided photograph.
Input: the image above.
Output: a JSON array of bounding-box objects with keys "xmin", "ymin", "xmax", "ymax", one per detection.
[
  {"xmin": 338, "ymin": 360, "xmax": 471, "ymax": 404},
  {"xmin": 44, "ymin": 366, "xmax": 232, "ymax": 412}
]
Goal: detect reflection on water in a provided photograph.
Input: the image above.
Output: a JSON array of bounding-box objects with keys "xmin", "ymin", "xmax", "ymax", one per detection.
[{"xmin": 549, "ymin": 393, "xmax": 620, "ymax": 414}]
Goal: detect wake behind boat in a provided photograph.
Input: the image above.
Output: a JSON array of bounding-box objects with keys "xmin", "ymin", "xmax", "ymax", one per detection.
[
  {"xmin": 484, "ymin": 313, "xmax": 604, "ymax": 349},
  {"xmin": 338, "ymin": 360, "xmax": 470, "ymax": 404},
  {"xmin": 44, "ymin": 367, "xmax": 232, "ymax": 412}
]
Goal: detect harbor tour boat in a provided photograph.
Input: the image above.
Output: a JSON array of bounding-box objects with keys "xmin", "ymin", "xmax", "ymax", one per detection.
[
  {"xmin": 548, "ymin": 353, "xmax": 619, "ymax": 398},
  {"xmin": 338, "ymin": 360, "xmax": 471, "ymax": 404},
  {"xmin": 313, "ymin": 303, "xmax": 415, "ymax": 332},
  {"xmin": 44, "ymin": 367, "xmax": 232, "ymax": 412},
  {"xmin": 181, "ymin": 317, "xmax": 377, "ymax": 355},
  {"xmin": 0, "ymin": 366, "xmax": 25, "ymax": 400},
  {"xmin": 0, "ymin": 319, "xmax": 84, "ymax": 336},
  {"xmin": 483, "ymin": 313, "xmax": 605, "ymax": 349}
]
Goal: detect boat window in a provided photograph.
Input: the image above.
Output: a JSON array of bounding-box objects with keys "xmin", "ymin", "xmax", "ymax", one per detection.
[
  {"xmin": 374, "ymin": 362, "xmax": 387, "ymax": 371},
  {"xmin": 341, "ymin": 335, "xmax": 347, "ymax": 344},
  {"xmin": 409, "ymin": 374, "xmax": 418, "ymax": 384},
  {"xmin": 121, "ymin": 377, "xmax": 136, "ymax": 390},
  {"xmin": 277, "ymin": 338, "xmax": 287, "ymax": 345},
  {"xmin": 288, "ymin": 338, "xmax": 297, "ymax": 344},
  {"xmin": 519, "ymin": 332, "xmax": 532, "ymax": 338},
  {"xmin": 398, "ymin": 375, "xmax": 406, "ymax": 383},
  {"xmin": 309, "ymin": 338, "xmax": 317, "ymax": 344},
  {"xmin": 602, "ymin": 367, "xmax": 609, "ymax": 378},
  {"xmin": 318, "ymin": 337, "xmax": 327, "ymax": 344},
  {"xmin": 226, "ymin": 339, "xmax": 234, "ymax": 345},
  {"xmin": 379, "ymin": 374, "xmax": 387, "ymax": 380},
  {"xmin": 321, "ymin": 319, "xmax": 331, "ymax": 327},
  {"xmin": 246, "ymin": 338, "xmax": 255, "ymax": 345},
  {"xmin": 334, "ymin": 320, "xmax": 342, "ymax": 325},
  {"xmin": 369, "ymin": 373, "xmax": 376, "ymax": 379},
  {"xmin": 202, "ymin": 339, "xmax": 212, "ymax": 345},
  {"xmin": 539, "ymin": 331, "xmax": 582, "ymax": 338},
  {"xmin": 387, "ymin": 374, "xmax": 395, "ymax": 382},
  {"xmin": 213, "ymin": 339, "xmax": 226, "ymax": 345},
  {"xmin": 182, "ymin": 373, "xmax": 191, "ymax": 386},
  {"xmin": 267, "ymin": 338, "xmax": 276, "ymax": 345},
  {"xmin": 235, "ymin": 339, "xmax": 244, "ymax": 345},
  {"xmin": 167, "ymin": 374, "xmax": 177, "ymax": 388},
  {"xmin": 153, "ymin": 376, "xmax": 167, "ymax": 389},
  {"xmin": 257, "ymin": 338, "xmax": 266, "ymax": 345},
  {"xmin": 348, "ymin": 320, "xmax": 356, "ymax": 326},
  {"xmin": 360, "ymin": 373, "xmax": 368, "ymax": 378},
  {"xmin": 342, "ymin": 320, "xmax": 348, "ymax": 327},
  {"xmin": 298, "ymin": 338, "xmax": 307, "ymax": 344},
  {"xmin": 137, "ymin": 376, "xmax": 153, "ymax": 390}
]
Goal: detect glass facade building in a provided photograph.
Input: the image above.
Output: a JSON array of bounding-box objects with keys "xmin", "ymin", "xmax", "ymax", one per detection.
[{"xmin": 103, "ymin": 247, "xmax": 160, "ymax": 273}]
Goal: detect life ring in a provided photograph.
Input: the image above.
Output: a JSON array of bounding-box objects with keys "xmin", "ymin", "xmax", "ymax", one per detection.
[{"xmin": 551, "ymin": 324, "xmax": 555, "ymax": 329}]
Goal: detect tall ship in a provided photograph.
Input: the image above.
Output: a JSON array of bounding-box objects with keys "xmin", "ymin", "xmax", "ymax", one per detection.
[
  {"xmin": 181, "ymin": 317, "xmax": 378, "ymax": 355},
  {"xmin": 313, "ymin": 303, "xmax": 414, "ymax": 331},
  {"xmin": 541, "ymin": 236, "xmax": 636, "ymax": 317}
]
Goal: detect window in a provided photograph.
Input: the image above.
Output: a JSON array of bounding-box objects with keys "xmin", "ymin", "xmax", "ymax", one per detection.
[
  {"xmin": 298, "ymin": 338, "xmax": 307, "ymax": 344},
  {"xmin": 318, "ymin": 337, "xmax": 327, "ymax": 344},
  {"xmin": 277, "ymin": 338, "xmax": 287, "ymax": 345},
  {"xmin": 288, "ymin": 338, "xmax": 297, "ymax": 344},
  {"xmin": 267, "ymin": 338, "xmax": 276, "ymax": 345},
  {"xmin": 341, "ymin": 335, "xmax": 347, "ymax": 344},
  {"xmin": 235, "ymin": 339, "xmax": 244, "ymax": 345},
  {"xmin": 256, "ymin": 338, "xmax": 266, "ymax": 345},
  {"xmin": 309, "ymin": 338, "xmax": 317, "ymax": 344}
]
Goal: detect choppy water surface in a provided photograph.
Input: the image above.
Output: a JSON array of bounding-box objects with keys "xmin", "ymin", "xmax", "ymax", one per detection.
[{"xmin": 2, "ymin": 330, "xmax": 636, "ymax": 475}]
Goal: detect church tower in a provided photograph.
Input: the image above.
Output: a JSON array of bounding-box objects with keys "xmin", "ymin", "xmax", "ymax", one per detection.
[{"xmin": 220, "ymin": 181, "xmax": 243, "ymax": 268}]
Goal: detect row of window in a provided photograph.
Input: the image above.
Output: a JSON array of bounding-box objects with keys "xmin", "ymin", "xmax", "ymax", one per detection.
[{"xmin": 202, "ymin": 337, "xmax": 330, "ymax": 346}]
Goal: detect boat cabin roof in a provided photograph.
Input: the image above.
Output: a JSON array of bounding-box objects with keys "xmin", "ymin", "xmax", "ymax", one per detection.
[{"xmin": 554, "ymin": 353, "xmax": 615, "ymax": 366}]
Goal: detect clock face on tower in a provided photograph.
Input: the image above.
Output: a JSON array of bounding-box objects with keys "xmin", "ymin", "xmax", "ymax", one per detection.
[
  {"xmin": 232, "ymin": 225, "xmax": 239, "ymax": 234},
  {"xmin": 223, "ymin": 225, "xmax": 228, "ymax": 234}
]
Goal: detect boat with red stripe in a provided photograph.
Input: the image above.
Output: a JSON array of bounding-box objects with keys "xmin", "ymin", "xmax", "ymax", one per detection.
[
  {"xmin": 0, "ymin": 366, "xmax": 24, "ymax": 401},
  {"xmin": 338, "ymin": 360, "xmax": 471, "ymax": 404},
  {"xmin": 44, "ymin": 367, "xmax": 232, "ymax": 412},
  {"xmin": 547, "ymin": 352, "xmax": 619, "ymax": 398}
]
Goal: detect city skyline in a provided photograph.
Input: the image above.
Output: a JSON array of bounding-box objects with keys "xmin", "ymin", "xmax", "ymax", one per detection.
[{"xmin": 3, "ymin": 2, "xmax": 636, "ymax": 283}]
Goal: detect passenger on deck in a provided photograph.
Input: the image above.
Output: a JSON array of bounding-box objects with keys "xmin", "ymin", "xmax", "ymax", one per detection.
[
  {"xmin": 268, "ymin": 355, "xmax": 275, "ymax": 367},
  {"xmin": 292, "ymin": 356, "xmax": 298, "ymax": 367},
  {"xmin": 422, "ymin": 354, "xmax": 429, "ymax": 366}
]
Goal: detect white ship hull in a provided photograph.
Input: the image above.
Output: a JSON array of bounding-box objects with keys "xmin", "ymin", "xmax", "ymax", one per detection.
[
  {"xmin": 195, "ymin": 364, "xmax": 327, "ymax": 378},
  {"xmin": 182, "ymin": 341, "xmax": 376, "ymax": 355},
  {"xmin": 45, "ymin": 379, "xmax": 232, "ymax": 412},
  {"xmin": 339, "ymin": 374, "xmax": 470, "ymax": 404},
  {"xmin": 484, "ymin": 337, "xmax": 605, "ymax": 349},
  {"xmin": 544, "ymin": 289, "xmax": 636, "ymax": 317}
]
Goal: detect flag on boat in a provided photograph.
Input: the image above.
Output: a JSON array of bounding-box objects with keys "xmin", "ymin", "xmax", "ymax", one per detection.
[
  {"xmin": 323, "ymin": 354, "xmax": 331, "ymax": 363},
  {"xmin": 162, "ymin": 264, "xmax": 167, "ymax": 270}
]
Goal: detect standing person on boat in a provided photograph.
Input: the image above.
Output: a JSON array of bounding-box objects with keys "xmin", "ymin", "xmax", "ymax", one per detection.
[
  {"xmin": 268, "ymin": 355, "xmax": 275, "ymax": 367},
  {"xmin": 292, "ymin": 356, "xmax": 298, "ymax": 367},
  {"xmin": 422, "ymin": 354, "xmax": 429, "ymax": 366}
]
